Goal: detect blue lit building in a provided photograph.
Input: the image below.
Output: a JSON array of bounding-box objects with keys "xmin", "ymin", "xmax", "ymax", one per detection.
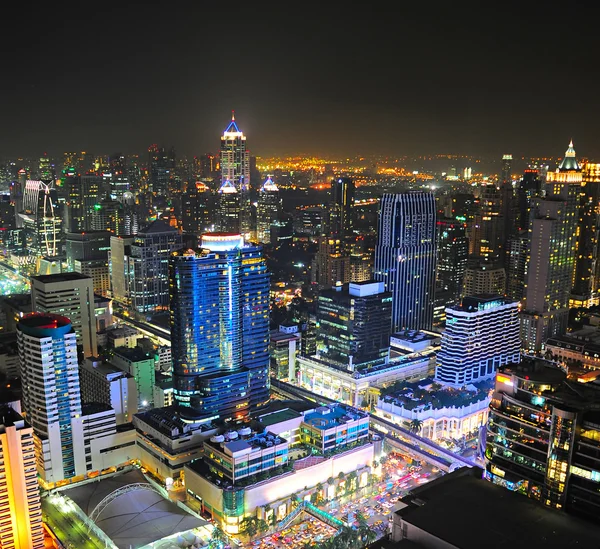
[
  {"xmin": 374, "ymin": 192, "xmax": 437, "ymax": 332},
  {"xmin": 170, "ymin": 233, "xmax": 270, "ymax": 421}
]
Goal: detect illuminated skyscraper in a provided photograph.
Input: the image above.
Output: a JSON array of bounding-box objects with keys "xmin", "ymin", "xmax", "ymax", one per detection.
[
  {"xmin": 521, "ymin": 141, "xmax": 581, "ymax": 352},
  {"xmin": 181, "ymin": 182, "xmax": 213, "ymax": 234},
  {"xmin": 571, "ymin": 163, "xmax": 600, "ymax": 307},
  {"xmin": 436, "ymin": 218, "xmax": 468, "ymax": 304},
  {"xmin": 0, "ymin": 406, "xmax": 44, "ymax": 549},
  {"xmin": 435, "ymin": 295, "xmax": 520, "ymax": 386},
  {"xmin": 170, "ymin": 234, "xmax": 270, "ymax": 421},
  {"xmin": 148, "ymin": 144, "xmax": 175, "ymax": 195},
  {"xmin": 217, "ymin": 179, "xmax": 241, "ymax": 233},
  {"xmin": 328, "ymin": 177, "xmax": 355, "ymax": 237},
  {"xmin": 256, "ymin": 176, "xmax": 281, "ymax": 243},
  {"xmin": 220, "ymin": 113, "xmax": 251, "ymax": 237},
  {"xmin": 127, "ymin": 220, "xmax": 182, "ymax": 314},
  {"xmin": 17, "ymin": 314, "xmax": 81, "ymax": 483},
  {"xmin": 374, "ymin": 192, "xmax": 437, "ymax": 331}
]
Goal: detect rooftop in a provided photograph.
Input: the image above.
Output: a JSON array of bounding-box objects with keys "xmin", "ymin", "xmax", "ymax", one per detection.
[
  {"xmin": 82, "ymin": 402, "xmax": 113, "ymax": 416},
  {"xmin": 499, "ymin": 357, "xmax": 567, "ymax": 385},
  {"xmin": 111, "ymin": 346, "xmax": 154, "ymax": 362},
  {"xmin": 31, "ymin": 272, "xmax": 92, "ymax": 283},
  {"xmin": 259, "ymin": 408, "xmax": 302, "ymax": 428},
  {"xmin": 391, "ymin": 330, "xmax": 440, "ymax": 343},
  {"xmin": 303, "ymin": 403, "xmax": 368, "ymax": 430},
  {"xmin": 395, "ymin": 467, "xmax": 600, "ymax": 549}
]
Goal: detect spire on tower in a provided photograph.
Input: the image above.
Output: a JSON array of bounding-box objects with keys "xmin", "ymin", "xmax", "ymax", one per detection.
[{"xmin": 232, "ymin": 110, "xmax": 235, "ymax": 121}]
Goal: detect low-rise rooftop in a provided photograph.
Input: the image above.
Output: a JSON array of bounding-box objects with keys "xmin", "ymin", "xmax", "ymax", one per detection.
[{"xmin": 303, "ymin": 403, "xmax": 367, "ymax": 430}]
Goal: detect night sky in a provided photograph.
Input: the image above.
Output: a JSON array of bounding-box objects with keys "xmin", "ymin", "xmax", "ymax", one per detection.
[{"xmin": 1, "ymin": 6, "xmax": 598, "ymax": 160}]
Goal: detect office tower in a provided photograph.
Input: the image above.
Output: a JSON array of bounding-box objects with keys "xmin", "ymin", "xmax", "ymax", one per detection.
[
  {"xmin": 12, "ymin": 169, "xmax": 25, "ymax": 227},
  {"xmin": 109, "ymin": 235, "xmax": 135, "ymax": 305},
  {"xmin": 571, "ymin": 163, "xmax": 600, "ymax": 307},
  {"xmin": 471, "ymin": 184, "xmax": 503, "ymax": 260},
  {"xmin": 108, "ymin": 152, "xmax": 129, "ymax": 198},
  {"xmin": 31, "ymin": 273, "xmax": 97, "ymax": 358},
  {"xmin": 65, "ymin": 231, "xmax": 111, "ymax": 271},
  {"xmin": 312, "ymin": 236, "xmax": 351, "ymax": 288},
  {"xmin": 170, "ymin": 234, "xmax": 270, "ymax": 421},
  {"xmin": 435, "ymin": 295, "xmax": 520, "ymax": 386},
  {"xmin": 505, "ymin": 231, "xmax": 528, "ymax": 301},
  {"xmin": 349, "ymin": 253, "xmax": 373, "ymax": 282},
  {"xmin": 17, "ymin": 180, "xmax": 61, "ymax": 256},
  {"xmin": 521, "ymin": 141, "xmax": 581, "ymax": 352},
  {"xmin": 38, "ymin": 153, "xmax": 54, "ymax": 181},
  {"xmin": 64, "ymin": 174, "xmax": 109, "ymax": 232},
  {"xmin": 461, "ymin": 262, "xmax": 506, "ymax": 297},
  {"xmin": 109, "ymin": 347, "xmax": 156, "ymax": 408},
  {"xmin": 181, "ymin": 182, "xmax": 213, "ymax": 234},
  {"xmin": 0, "ymin": 405, "xmax": 44, "ymax": 549},
  {"xmin": 90, "ymin": 194, "xmax": 125, "ymax": 234},
  {"xmin": 221, "ymin": 113, "xmax": 251, "ymax": 237},
  {"xmin": 148, "ymin": 144, "xmax": 175, "ymax": 195},
  {"xmin": 374, "ymin": 192, "xmax": 437, "ymax": 332},
  {"xmin": 217, "ymin": 179, "xmax": 241, "ymax": 233},
  {"xmin": 517, "ymin": 169, "xmax": 542, "ymax": 231},
  {"xmin": 17, "ymin": 313, "xmax": 81, "ymax": 482},
  {"xmin": 328, "ymin": 177, "xmax": 355, "ymax": 236},
  {"xmin": 256, "ymin": 177, "xmax": 281, "ymax": 243},
  {"xmin": 436, "ymin": 218, "xmax": 468, "ymax": 304},
  {"xmin": 500, "ymin": 154, "xmax": 518, "ymax": 253},
  {"xmin": 79, "ymin": 358, "xmax": 137, "ymax": 425},
  {"xmin": 485, "ymin": 358, "xmax": 600, "ymax": 518},
  {"xmin": 128, "ymin": 220, "xmax": 182, "ymax": 314},
  {"xmin": 316, "ymin": 281, "xmax": 392, "ymax": 371}
]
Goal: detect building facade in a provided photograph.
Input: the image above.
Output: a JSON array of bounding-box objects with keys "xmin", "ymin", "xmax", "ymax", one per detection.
[
  {"xmin": 435, "ymin": 295, "xmax": 521, "ymax": 386},
  {"xmin": 374, "ymin": 192, "xmax": 437, "ymax": 331}
]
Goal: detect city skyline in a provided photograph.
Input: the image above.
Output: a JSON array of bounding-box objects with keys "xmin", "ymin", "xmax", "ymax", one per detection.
[{"xmin": 1, "ymin": 8, "xmax": 599, "ymax": 159}]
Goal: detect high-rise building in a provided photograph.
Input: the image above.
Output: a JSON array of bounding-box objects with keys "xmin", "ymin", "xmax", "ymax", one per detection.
[
  {"xmin": 505, "ymin": 232, "xmax": 528, "ymax": 301},
  {"xmin": 65, "ymin": 231, "xmax": 111, "ymax": 271},
  {"xmin": 485, "ymin": 358, "xmax": 600, "ymax": 519},
  {"xmin": 500, "ymin": 154, "xmax": 517, "ymax": 249},
  {"xmin": 148, "ymin": 144, "xmax": 175, "ymax": 195},
  {"xmin": 181, "ymin": 182, "xmax": 213, "ymax": 235},
  {"xmin": 109, "ymin": 235, "xmax": 135, "ymax": 305},
  {"xmin": 517, "ymin": 169, "xmax": 543, "ymax": 232},
  {"xmin": 471, "ymin": 184, "xmax": 503, "ymax": 260},
  {"xmin": 0, "ymin": 405, "xmax": 44, "ymax": 549},
  {"xmin": 571, "ymin": 163, "xmax": 600, "ymax": 307},
  {"xmin": 312, "ymin": 236, "xmax": 351, "ymax": 288},
  {"xmin": 435, "ymin": 295, "xmax": 520, "ymax": 386},
  {"xmin": 436, "ymin": 218, "xmax": 468, "ymax": 304},
  {"xmin": 127, "ymin": 220, "xmax": 182, "ymax": 314},
  {"xmin": 328, "ymin": 177, "xmax": 355, "ymax": 236},
  {"xmin": 90, "ymin": 195, "xmax": 125, "ymax": 235},
  {"xmin": 316, "ymin": 281, "xmax": 392, "ymax": 371},
  {"xmin": 31, "ymin": 273, "xmax": 97, "ymax": 358},
  {"xmin": 17, "ymin": 180, "xmax": 61, "ymax": 257},
  {"xmin": 521, "ymin": 141, "xmax": 581, "ymax": 352},
  {"xmin": 256, "ymin": 177, "xmax": 281, "ymax": 243},
  {"xmin": 221, "ymin": 114, "xmax": 251, "ymax": 237},
  {"xmin": 217, "ymin": 179, "xmax": 241, "ymax": 234},
  {"xmin": 461, "ymin": 262, "xmax": 506, "ymax": 298},
  {"xmin": 169, "ymin": 234, "xmax": 270, "ymax": 421},
  {"xmin": 374, "ymin": 192, "xmax": 437, "ymax": 331},
  {"xmin": 17, "ymin": 313, "xmax": 81, "ymax": 483},
  {"xmin": 63, "ymin": 175, "xmax": 109, "ymax": 232}
]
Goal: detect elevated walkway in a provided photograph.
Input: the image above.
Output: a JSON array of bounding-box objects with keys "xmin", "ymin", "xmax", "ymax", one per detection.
[{"xmin": 277, "ymin": 500, "xmax": 346, "ymax": 531}]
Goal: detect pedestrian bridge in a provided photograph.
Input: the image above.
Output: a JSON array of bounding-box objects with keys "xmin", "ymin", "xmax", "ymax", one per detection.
[{"xmin": 277, "ymin": 499, "xmax": 347, "ymax": 532}]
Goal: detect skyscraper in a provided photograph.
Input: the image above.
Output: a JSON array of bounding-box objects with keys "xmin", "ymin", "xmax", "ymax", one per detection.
[
  {"xmin": 148, "ymin": 144, "xmax": 175, "ymax": 195},
  {"xmin": 256, "ymin": 177, "xmax": 281, "ymax": 244},
  {"xmin": 217, "ymin": 179, "xmax": 241, "ymax": 233},
  {"xmin": 17, "ymin": 313, "xmax": 81, "ymax": 482},
  {"xmin": 374, "ymin": 192, "xmax": 437, "ymax": 331},
  {"xmin": 221, "ymin": 113, "xmax": 251, "ymax": 237},
  {"xmin": 571, "ymin": 163, "xmax": 600, "ymax": 307},
  {"xmin": 31, "ymin": 273, "xmax": 97, "ymax": 358},
  {"xmin": 0, "ymin": 405, "xmax": 44, "ymax": 549},
  {"xmin": 328, "ymin": 177, "xmax": 355, "ymax": 237},
  {"xmin": 169, "ymin": 233, "xmax": 269, "ymax": 421},
  {"xmin": 521, "ymin": 141, "xmax": 581, "ymax": 352},
  {"xmin": 435, "ymin": 295, "xmax": 520, "ymax": 386},
  {"xmin": 128, "ymin": 220, "xmax": 183, "ymax": 314},
  {"xmin": 316, "ymin": 281, "xmax": 392, "ymax": 371},
  {"xmin": 436, "ymin": 218, "xmax": 468, "ymax": 304}
]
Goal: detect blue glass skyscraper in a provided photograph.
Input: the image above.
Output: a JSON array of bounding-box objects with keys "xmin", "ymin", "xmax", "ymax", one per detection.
[
  {"xmin": 170, "ymin": 234, "xmax": 270, "ymax": 421},
  {"xmin": 374, "ymin": 192, "xmax": 437, "ymax": 332}
]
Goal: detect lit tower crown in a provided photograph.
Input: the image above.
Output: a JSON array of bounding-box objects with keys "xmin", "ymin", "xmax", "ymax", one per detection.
[
  {"xmin": 558, "ymin": 140, "xmax": 581, "ymax": 172},
  {"xmin": 221, "ymin": 111, "xmax": 251, "ymax": 238},
  {"xmin": 261, "ymin": 176, "xmax": 279, "ymax": 192}
]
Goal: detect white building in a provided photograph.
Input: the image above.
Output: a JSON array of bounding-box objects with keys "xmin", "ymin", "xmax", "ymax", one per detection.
[
  {"xmin": 0, "ymin": 406, "xmax": 44, "ymax": 549},
  {"xmin": 17, "ymin": 313, "xmax": 138, "ymax": 487},
  {"xmin": 30, "ymin": 272, "xmax": 98, "ymax": 358},
  {"xmin": 435, "ymin": 295, "xmax": 520, "ymax": 386}
]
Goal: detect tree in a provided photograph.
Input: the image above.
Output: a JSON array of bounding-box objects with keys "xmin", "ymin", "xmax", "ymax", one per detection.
[
  {"xmin": 337, "ymin": 471, "xmax": 345, "ymax": 480},
  {"xmin": 327, "ymin": 477, "xmax": 335, "ymax": 485},
  {"xmin": 410, "ymin": 418, "xmax": 423, "ymax": 434},
  {"xmin": 239, "ymin": 516, "xmax": 259, "ymax": 540},
  {"xmin": 208, "ymin": 525, "xmax": 227, "ymax": 549}
]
